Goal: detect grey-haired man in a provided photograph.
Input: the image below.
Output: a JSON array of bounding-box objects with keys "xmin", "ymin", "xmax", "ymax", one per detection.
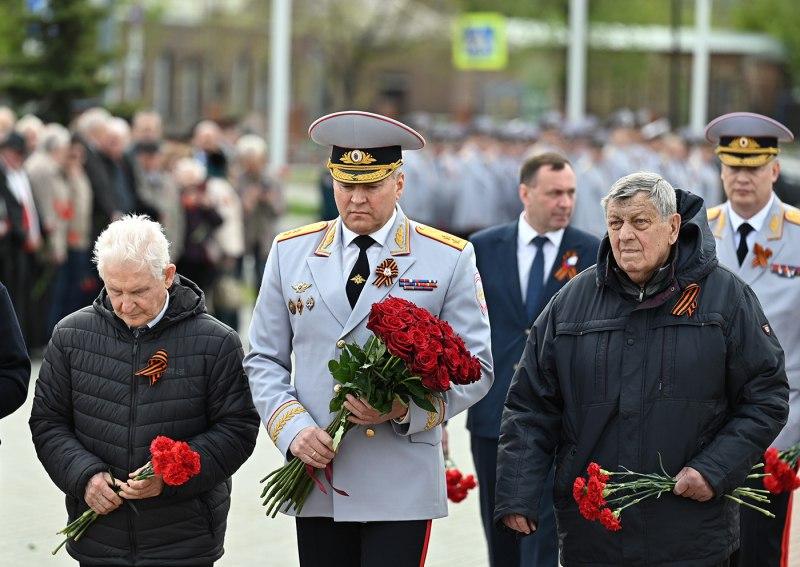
[{"xmin": 496, "ymin": 172, "xmax": 787, "ymax": 566}]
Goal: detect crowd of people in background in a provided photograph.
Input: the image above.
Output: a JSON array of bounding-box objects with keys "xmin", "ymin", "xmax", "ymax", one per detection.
[
  {"xmin": 0, "ymin": 106, "xmax": 285, "ymax": 350},
  {"xmin": 378, "ymin": 109, "xmax": 725, "ymax": 242},
  {"xmin": 0, "ymin": 104, "xmax": 732, "ymax": 352}
]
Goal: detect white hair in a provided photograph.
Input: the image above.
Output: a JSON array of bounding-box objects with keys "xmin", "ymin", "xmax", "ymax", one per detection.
[
  {"xmin": 601, "ymin": 171, "xmax": 677, "ymax": 219},
  {"xmin": 93, "ymin": 214, "xmax": 171, "ymax": 281},
  {"xmin": 173, "ymin": 157, "xmax": 207, "ymax": 186},
  {"xmin": 235, "ymin": 134, "xmax": 267, "ymax": 159},
  {"xmin": 107, "ymin": 117, "xmax": 131, "ymax": 140},
  {"xmin": 39, "ymin": 123, "xmax": 71, "ymax": 153},
  {"xmin": 15, "ymin": 114, "xmax": 44, "ymax": 136},
  {"xmin": 76, "ymin": 107, "xmax": 111, "ymax": 136}
]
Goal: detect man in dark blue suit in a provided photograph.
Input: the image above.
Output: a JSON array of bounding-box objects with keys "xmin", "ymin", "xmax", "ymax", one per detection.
[{"xmin": 468, "ymin": 152, "xmax": 600, "ymax": 566}]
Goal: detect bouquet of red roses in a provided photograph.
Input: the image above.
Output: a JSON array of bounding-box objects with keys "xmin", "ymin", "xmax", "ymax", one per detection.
[
  {"xmin": 445, "ymin": 460, "xmax": 478, "ymax": 503},
  {"xmin": 759, "ymin": 445, "xmax": 800, "ymax": 494},
  {"xmin": 260, "ymin": 296, "xmax": 482, "ymax": 517},
  {"xmin": 572, "ymin": 456, "xmax": 773, "ymax": 532},
  {"xmin": 53, "ymin": 436, "xmax": 201, "ymax": 554}
]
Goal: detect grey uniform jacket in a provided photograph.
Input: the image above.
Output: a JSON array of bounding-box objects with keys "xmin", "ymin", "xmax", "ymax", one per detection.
[
  {"xmin": 244, "ymin": 207, "xmax": 493, "ymax": 521},
  {"xmin": 708, "ymin": 196, "xmax": 800, "ymax": 449}
]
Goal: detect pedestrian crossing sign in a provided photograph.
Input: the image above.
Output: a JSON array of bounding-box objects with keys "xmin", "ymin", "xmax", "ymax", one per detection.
[{"xmin": 453, "ymin": 13, "xmax": 508, "ymax": 71}]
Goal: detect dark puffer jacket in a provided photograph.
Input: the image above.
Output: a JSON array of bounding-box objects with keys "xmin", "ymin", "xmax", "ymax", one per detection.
[
  {"xmin": 495, "ymin": 190, "xmax": 788, "ymax": 566},
  {"xmin": 30, "ymin": 275, "xmax": 260, "ymax": 566}
]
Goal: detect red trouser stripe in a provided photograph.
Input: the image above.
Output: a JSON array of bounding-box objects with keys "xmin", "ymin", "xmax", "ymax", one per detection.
[
  {"xmin": 419, "ymin": 519, "xmax": 432, "ymax": 566},
  {"xmin": 780, "ymin": 490, "xmax": 794, "ymax": 567}
]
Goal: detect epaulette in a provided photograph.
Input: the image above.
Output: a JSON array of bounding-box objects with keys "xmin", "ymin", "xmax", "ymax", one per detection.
[
  {"xmin": 415, "ymin": 224, "xmax": 467, "ymax": 251},
  {"xmin": 706, "ymin": 206, "xmax": 722, "ymax": 221},
  {"xmin": 785, "ymin": 206, "xmax": 800, "ymax": 226},
  {"xmin": 276, "ymin": 221, "xmax": 328, "ymax": 243}
]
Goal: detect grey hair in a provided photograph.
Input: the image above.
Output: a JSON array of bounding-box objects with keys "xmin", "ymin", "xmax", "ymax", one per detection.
[
  {"xmin": 93, "ymin": 214, "xmax": 171, "ymax": 281},
  {"xmin": 601, "ymin": 171, "xmax": 677, "ymax": 218},
  {"xmin": 39, "ymin": 123, "xmax": 71, "ymax": 153},
  {"xmin": 235, "ymin": 134, "xmax": 267, "ymax": 159}
]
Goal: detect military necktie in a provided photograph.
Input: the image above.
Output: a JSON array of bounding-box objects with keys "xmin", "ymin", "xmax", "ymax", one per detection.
[
  {"xmin": 525, "ymin": 236, "xmax": 549, "ymax": 321},
  {"xmin": 736, "ymin": 222, "xmax": 754, "ymax": 266},
  {"xmin": 346, "ymin": 235, "xmax": 375, "ymax": 308}
]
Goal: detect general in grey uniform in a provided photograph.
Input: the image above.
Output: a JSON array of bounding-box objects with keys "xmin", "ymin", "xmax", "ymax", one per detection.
[
  {"xmin": 705, "ymin": 111, "xmax": 800, "ymax": 567},
  {"xmin": 244, "ymin": 111, "xmax": 493, "ymax": 567}
]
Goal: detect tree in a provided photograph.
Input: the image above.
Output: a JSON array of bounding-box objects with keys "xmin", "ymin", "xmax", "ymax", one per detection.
[{"xmin": 0, "ymin": 0, "xmax": 113, "ymax": 123}]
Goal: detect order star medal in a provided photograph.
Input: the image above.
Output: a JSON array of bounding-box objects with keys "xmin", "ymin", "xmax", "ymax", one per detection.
[{"xmin": 373, "ymin": 258, "xmax": 399, "ymax": 287}]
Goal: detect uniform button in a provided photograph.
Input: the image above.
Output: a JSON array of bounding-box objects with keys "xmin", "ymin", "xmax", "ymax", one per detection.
[
  {"xmin": 336, "ymin": 339, "xmax": 346, "ymax": 349},
  {"xmin": 524, "ymin": 329, "xmax": 531, "ymax": 336},
  {"xmin": 626, "ymin": 338, "xmax": 634, "ymax": 346}
]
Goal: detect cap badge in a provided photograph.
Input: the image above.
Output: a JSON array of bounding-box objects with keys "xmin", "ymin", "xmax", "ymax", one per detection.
[
  {"xmin": 373, "ymin": 258, "xmax": 399, "ymax": 287},
  {"xmin": 340, "ymin": 150, "xmax": 376, "ymax": 165},
  {"xmin": 738, "ymin": 136, "xmax": 750, "ymax": 148}
]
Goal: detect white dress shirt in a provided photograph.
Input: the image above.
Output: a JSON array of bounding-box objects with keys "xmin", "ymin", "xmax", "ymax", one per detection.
[
  {"xmin": 727, "ymin": 194, "xmax": 774, "ymax": 250},
  {"xmin": 147, "ymin": 293, "xmax": 170, "ymax": 328},
  {"xmin": 341, "ymin": 209, "xmax": 398, "ymax": 284},
  {"xmin": 517, "ymin": 213, "xmax": 564, "ymax": 303}
]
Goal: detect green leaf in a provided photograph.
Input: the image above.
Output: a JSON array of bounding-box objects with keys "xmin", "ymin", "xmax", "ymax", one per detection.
[{"xmin": 411, "ymin": 394, "xmax": 437, "ymax": 413}]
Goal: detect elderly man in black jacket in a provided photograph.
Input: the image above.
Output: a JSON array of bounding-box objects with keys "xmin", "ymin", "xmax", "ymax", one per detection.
[
  {"xmin": 0, "ymin": 281, "xmax": 30, "ymax": 421},
  {"xmin": 30, "ymin": 214, "xmax": 259, "ymax": 567},
  {"xmin": 495, "ymin": 172, "xmax": 788, "ymax": 567}
]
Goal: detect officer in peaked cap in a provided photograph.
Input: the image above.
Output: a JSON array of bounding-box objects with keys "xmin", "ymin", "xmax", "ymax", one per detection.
[
  {"xmin": 244, "ymin": 111, "xmax": 493, "ymax": 567},
  {"xmin": 705, "ymin": 111, "xmax": 798, "ymax": 567}
]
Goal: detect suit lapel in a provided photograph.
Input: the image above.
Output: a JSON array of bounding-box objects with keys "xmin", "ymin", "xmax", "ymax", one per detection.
[
  {"xmin": 740, "ymin": 199, "xmax": 785, "ymax": 286},
  {"xmin": 306, "ymin": 221, "xmax": 350, "ymax": 328},
  {"xmin": 497, "ymin": 225, "xmax": 527, "ymax": 327},
  {"xmin": 536, "ymin": 227, "xmax": 580, "ymax": 323},
  {"xmin": 341, "ymin": 213, "xmax": 417, "ymax": 337}
]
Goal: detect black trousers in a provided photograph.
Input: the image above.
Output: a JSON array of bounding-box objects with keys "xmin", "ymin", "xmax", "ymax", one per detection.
[
  {"xmin": 470, "ymin": 434, "xmax": 558, "ymax": 567},
  {"xmin": 732, "ymin": 482, "xmax": 792, "ymax": 567},
  {"xmin": 295, "ymin": 517, "xmax": 432, "ymax": 567}
]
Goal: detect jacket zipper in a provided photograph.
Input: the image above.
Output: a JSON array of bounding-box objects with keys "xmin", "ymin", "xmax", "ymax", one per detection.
[{"xmin": 128, "ymin": 329, "xmax": 140, "ymax": 557}]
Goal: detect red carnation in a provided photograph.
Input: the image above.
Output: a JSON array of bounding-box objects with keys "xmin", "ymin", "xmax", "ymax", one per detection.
[
  {"xmin": 573, "ymin": 477, "xmax": 587, "ymax": 503},
  {"xmin": 599, "ymin": 508, "xmax": 622, "ymax": 531},
  {"xmin": 445, "ymin": 464, "xmax": 477, "ymax": 503}
]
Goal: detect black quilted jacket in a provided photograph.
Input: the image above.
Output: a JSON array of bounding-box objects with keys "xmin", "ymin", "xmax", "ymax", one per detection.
[{"xmin": 30, "ymin": 275, "xmax": 260, "ymax": 566}]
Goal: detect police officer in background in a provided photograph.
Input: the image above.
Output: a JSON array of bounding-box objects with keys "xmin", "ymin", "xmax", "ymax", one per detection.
[
  {"xmin": 704, "ymin": 112, "xmax": 800, "ymax": 567},
  {"xmin": 244, "ymin": 111, "xmax": 493, "ymax": 567}
]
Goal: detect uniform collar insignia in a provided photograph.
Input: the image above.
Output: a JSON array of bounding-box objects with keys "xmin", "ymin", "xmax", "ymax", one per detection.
[
  {"xmin": 672, "ymin": 283, "xmax": 701, "ymax": 317},
  {"xmin": 135, "ymin": 349, "xmax": 168, "ymax": 386},
  {"xmin": 314, "ymin": 220, "xmax": 338, "ymax": 257},
  {"xmin": 390, "ymin": 216, "xmax": 411, "ymax": 256},
  {"xmin": 752, "ymin": 243, "xmax": 772, "ymax": 268},
  {"xmin": 554, "ymin": 250, "xmax": 579, "ymax": 281},
  {"xmin": 767, "ymin": 208, "xmax": 784, "ymax": 240}
]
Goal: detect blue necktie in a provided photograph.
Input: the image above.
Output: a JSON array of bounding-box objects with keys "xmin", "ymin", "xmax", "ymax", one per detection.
[{"xmin": 526, "ymin": 236, "xmax": 549, "ymax": 321}]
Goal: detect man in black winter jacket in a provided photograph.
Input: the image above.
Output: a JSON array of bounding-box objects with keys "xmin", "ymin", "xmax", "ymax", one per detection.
[
  {"xmin": 0, "ymin": 281, "xmax": 30, "ymax": 421},
  {"xmin": 30, "ymin": 214, "xmax": 260, "ymax": 567},
  {"xmin": 495, "ymin": 172, "xmax": 788, "ymax": 567}
]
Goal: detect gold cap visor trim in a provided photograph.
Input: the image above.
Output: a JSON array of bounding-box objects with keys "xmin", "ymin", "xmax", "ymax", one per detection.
[
  {"xmin": 717, "ymin": 152, "xmax": 777, "ymax": 167},
  {"xmin": 328, "ymin": 159, "xmax": 402, "ymax": 183}
]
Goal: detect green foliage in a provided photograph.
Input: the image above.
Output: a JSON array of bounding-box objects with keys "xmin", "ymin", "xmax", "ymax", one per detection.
[
  {"xmin": 0, "ymin": 0, "xmax": 113, "ymax": 123},
  {"xmin": 729, "ymin": 0, "xmax": 800, "ymax": 85},
  {"xmin": 328, "ymin": 336, "xmax": 438, "ymax": 415}
]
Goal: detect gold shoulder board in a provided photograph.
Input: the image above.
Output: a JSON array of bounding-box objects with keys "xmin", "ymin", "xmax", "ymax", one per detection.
[
  {"xmin": 706, "ymin": 206, "xmax": 722, "ymax": 221},
  {"xmin": 276, "ymin": 221, "xmax": 329, "ymax": 243},
  {"xmin": 415, "ymin": 224, "xmax": 467, "ymax": 251},
  {"xmin": 785, "ymin": 206, "xmax": 800, "ymax": 226}
]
